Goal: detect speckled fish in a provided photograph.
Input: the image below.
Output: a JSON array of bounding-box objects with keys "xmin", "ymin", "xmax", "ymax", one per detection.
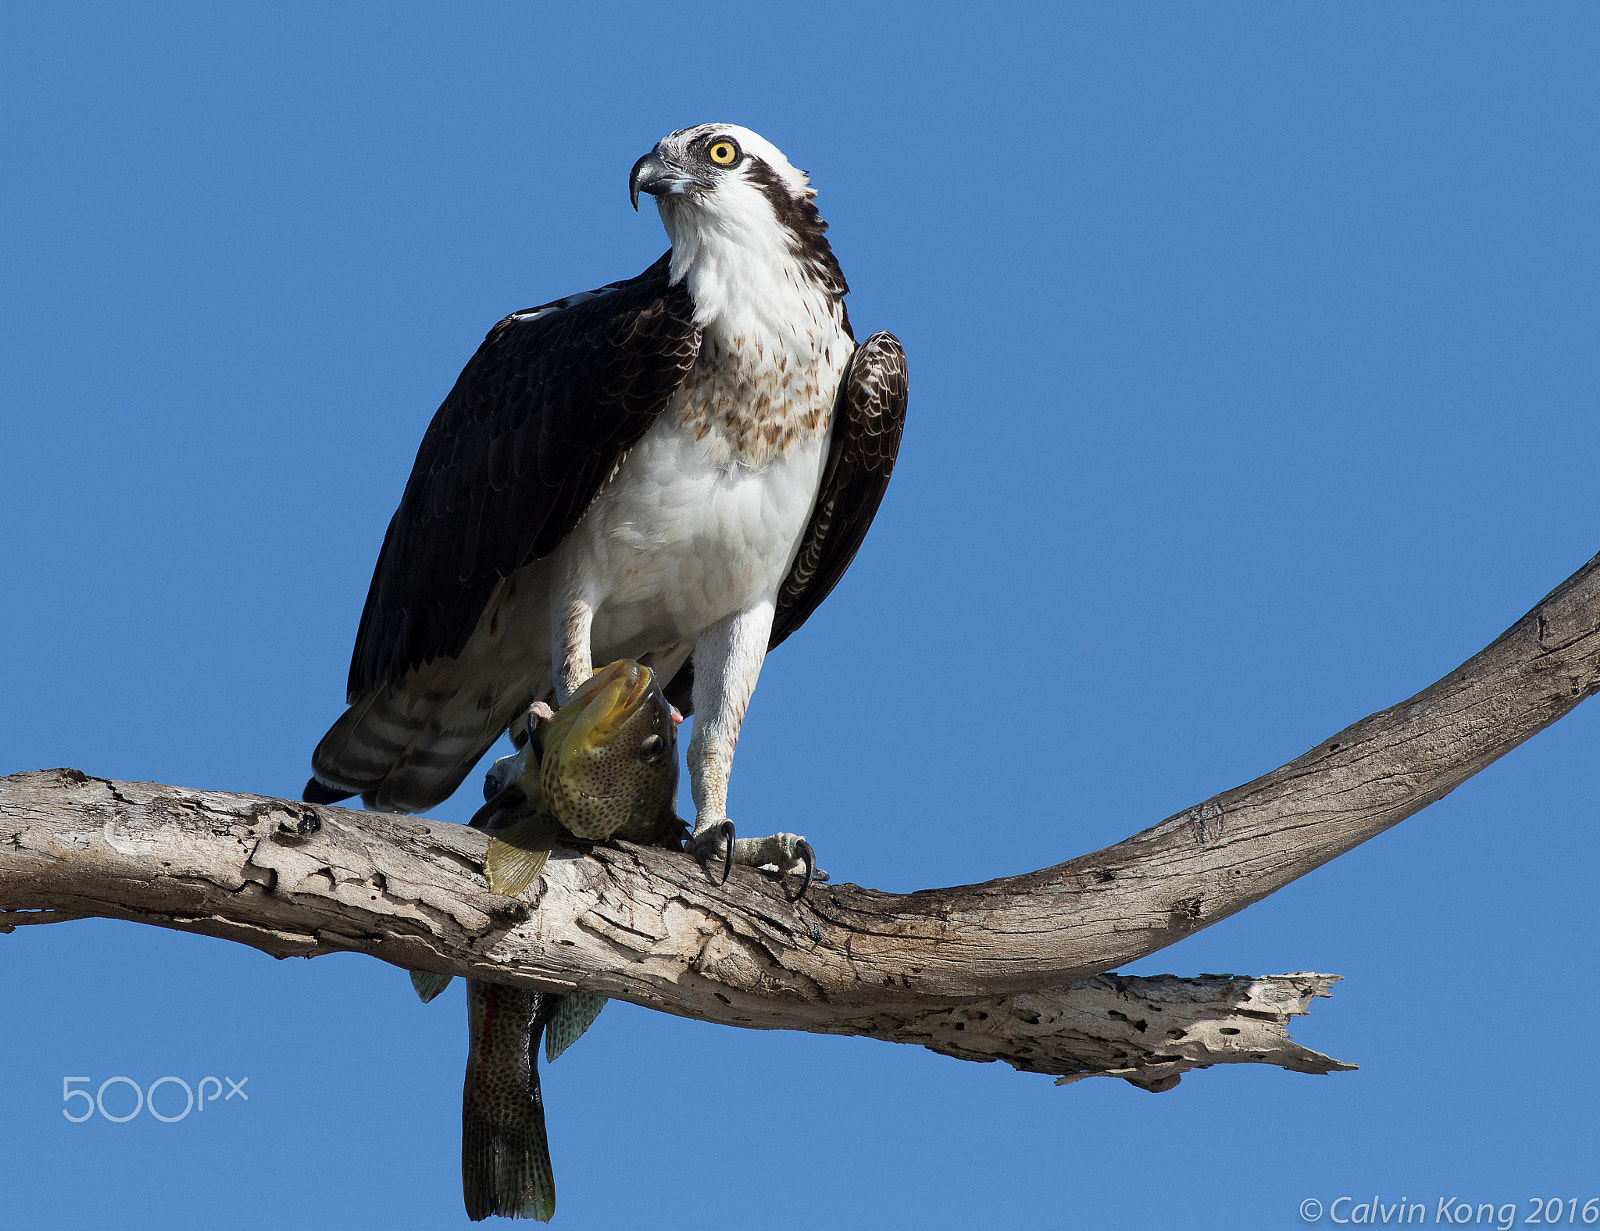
[
  {"xmin": 455, "ymin": 659, "xmax": 683, "ymax": 1222},
  {"xmin": 476, "ymin": 657, "xmax": 682, "ymax": 898}
]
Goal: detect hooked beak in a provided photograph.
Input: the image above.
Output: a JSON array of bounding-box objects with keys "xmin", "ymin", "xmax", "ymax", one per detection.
[{"xmin": 629, "ymin": 148, "xmax": 704, "ymax": 211}]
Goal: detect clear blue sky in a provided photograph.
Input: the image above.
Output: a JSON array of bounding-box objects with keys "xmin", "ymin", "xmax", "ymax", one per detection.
[{"xmin": 3, "ymin": 4, "xmax": 1596, "ymax": 1228}]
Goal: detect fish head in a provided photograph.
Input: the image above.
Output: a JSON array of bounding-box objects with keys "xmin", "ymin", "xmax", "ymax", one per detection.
[{"xmin": 538, "ymin": 659, "xmax": 679, "ymax": 840}]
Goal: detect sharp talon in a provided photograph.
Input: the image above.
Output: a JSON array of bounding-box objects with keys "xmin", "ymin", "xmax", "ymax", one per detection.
[
  {"xmin": 785, "ymin": 839, "xmax": 815, "ymax": 903},
  {"xmin": 717, "ymin": 820, "xmax": 735, "ymax": 886}
]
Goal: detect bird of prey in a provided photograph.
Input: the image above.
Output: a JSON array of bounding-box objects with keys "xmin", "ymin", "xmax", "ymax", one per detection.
[{"xmin": 304, "ymin": 124, "xmax": 907, "ymax": 877}]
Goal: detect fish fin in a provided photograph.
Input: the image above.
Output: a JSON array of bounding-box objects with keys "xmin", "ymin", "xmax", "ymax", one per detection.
[
  {"xmin": 544, "ymin": 993, "xmax": 607, "ymax": 1063},
  {"xmin": 484, "ymin": 810, "xmax": 563, "ymax": 898},
  {"xmin": 461, "ymin": 1065, "xmax": 555, "ymax": 1223},
  {"xmin": 409, "ymin": 970, "xmax": 455, "ymax": 1003}
]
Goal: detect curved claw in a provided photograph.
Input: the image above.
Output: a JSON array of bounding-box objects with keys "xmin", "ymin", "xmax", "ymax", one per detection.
[
  {"xmin": 715, "ymin": 820, "xmax": 735, "ymax": 886},
  {"xmin": 784, "ymin": 839, "xmax": 816, "ymax": 904}
]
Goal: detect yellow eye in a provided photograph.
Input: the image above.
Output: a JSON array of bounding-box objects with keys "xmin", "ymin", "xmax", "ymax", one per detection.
[{"xmin": 708, "ymin": 140, "xmax": 738, "ymax": 166}]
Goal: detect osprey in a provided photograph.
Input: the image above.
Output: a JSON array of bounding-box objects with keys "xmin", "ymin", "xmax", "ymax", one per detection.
[{"xmin": 304, "ymin": 124, "xmax": 907, "ymax": 879}]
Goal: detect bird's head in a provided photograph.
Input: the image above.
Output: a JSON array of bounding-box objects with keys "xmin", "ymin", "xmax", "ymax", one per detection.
[
  {"xmin": 630, "ymin": 124, "xmax": 808, "ymax": 213},
  {"xmin": 629, "ymin": 124, "xmax": 847, "ymax": 304}
]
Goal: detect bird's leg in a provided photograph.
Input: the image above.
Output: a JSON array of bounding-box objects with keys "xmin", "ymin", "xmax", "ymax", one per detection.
[
  {"xmin": 684, "ymin": 605, "xmax": 828, "ymax": 891},
  {"xmin": 551, "ymin": 595, "xmax": 596, "ymax": 703},
  {"xmin": 684, "ymin": 605, "xmax": 768, "ymax": 838}
]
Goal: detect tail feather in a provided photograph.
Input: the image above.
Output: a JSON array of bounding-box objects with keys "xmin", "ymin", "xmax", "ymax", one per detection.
[
  {"xmin": 309, "ymin": 668, "xmax": 532, "ymax": 814},
  {"xmin": 370, "ymin": 727, "xmax": 503, "ymax": 813},
  {"xmin": 302, "ymin": 777, "xmax": 355, "ymax": 805}
]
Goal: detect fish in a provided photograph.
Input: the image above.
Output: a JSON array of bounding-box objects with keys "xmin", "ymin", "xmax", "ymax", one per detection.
[
  {"xmin": 476, "ymin": 657, "xmax": 682, "ymax": 898},
  {"xmin": 460, "ymin": 982, "xmax": 556, "ymax": 1221},
  {"xmin": 449, "ymin": 660, "xmax": 684, "ymax": 1221}
]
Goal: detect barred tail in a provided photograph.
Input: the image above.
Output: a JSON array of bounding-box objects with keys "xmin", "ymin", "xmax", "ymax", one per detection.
[{"xmin": 307, "ymin": 672, "xmax": 526, "ymax": 814}]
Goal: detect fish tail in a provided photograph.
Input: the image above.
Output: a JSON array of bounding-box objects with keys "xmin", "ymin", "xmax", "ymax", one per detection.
[
  {"xmin": 460, "ymin": 1075, "xmax": 555, "ymax": 1222},
  {"xmin": 462, "ymin": 981, "xmax": 557, "ymax": 1221}
]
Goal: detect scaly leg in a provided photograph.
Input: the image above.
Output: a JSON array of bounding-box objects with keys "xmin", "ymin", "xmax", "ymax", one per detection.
[{"xmin": 683, "ymin": 604, "xmax": 827, "ymax": 892}]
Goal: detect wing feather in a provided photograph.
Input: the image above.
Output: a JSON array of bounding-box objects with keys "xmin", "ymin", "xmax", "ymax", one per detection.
[
  {"xmin": 770, "ymin": 330, "xmax": 908, "ymax": 648},
  {"xmin": 347, "ymin": 253, "xmax": 698, "ymax": 698}
]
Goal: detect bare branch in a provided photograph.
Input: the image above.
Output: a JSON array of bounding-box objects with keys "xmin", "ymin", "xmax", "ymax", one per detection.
[
  {"xmin": 3, "ymin": 550, "xmax": 1596, "ymax": 1087},
  {"xmin": 832, "ymin": 972, "xmax": 1355, "ymax": 1090}
]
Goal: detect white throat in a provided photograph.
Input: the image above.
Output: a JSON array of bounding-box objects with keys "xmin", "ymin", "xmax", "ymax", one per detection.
[{"xmin": 657, "ymin": 192, "xmax": 842, "ymax": 351}]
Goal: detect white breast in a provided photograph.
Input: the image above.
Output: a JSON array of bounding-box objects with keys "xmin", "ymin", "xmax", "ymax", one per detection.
[
  {"xmin": 546, "ymin": 151, "xmax": 855, "ymax": 666},
  {"xmin": 585, "ymin": 408, "xmax": 825, "ymax": 640},
  {"xmin": 553, "ymin": 378, "xmax": 834, "ymax": 658}
]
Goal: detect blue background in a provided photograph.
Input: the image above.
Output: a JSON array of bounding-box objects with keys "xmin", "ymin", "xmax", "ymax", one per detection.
[{"xmin": 3, "ymin": 4, "xmax": 1596, "ymax": 1227}]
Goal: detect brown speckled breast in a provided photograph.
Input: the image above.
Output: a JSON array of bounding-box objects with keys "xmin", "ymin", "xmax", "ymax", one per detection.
[{"xmin": 675, "ymin": 333, "xmax": 839, "ymax": 467}]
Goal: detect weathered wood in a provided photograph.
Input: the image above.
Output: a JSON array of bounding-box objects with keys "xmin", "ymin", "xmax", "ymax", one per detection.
[
  {"xmin": 2, "ymin": 550, "xmax": 1596, "ymax": 1087},
  {"xmin": 0, "ymin": 770, "xmax": 1347, "ymax": 1086}
]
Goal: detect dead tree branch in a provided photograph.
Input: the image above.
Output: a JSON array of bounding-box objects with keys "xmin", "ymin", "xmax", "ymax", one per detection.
[{"xmin": 3, "ymin": 550, "xmax": 1596, "ymax": 1089}]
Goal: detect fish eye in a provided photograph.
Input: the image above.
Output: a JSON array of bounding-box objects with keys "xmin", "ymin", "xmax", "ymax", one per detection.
[
  {"xmin": 707, "ymin": 139, "xmax": 740, "ymax": 166},
  {"xmin": 639, "ymin": 733, "xmax": 666, "ymax": 761}
]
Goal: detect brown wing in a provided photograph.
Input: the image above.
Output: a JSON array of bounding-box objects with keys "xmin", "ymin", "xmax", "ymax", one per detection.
[
  {"xmin": 660, "ymin": 331, "xmax": 907, "ymax": 715},
  {"xmin": 347, "ymin": 253, "xmax": 700, "ymax": 698}
]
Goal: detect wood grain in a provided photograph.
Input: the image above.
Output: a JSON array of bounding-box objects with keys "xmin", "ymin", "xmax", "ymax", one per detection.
[{"xmin": 3, "ymin": 550, "xmax": 1596, "ymax": 1087}]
